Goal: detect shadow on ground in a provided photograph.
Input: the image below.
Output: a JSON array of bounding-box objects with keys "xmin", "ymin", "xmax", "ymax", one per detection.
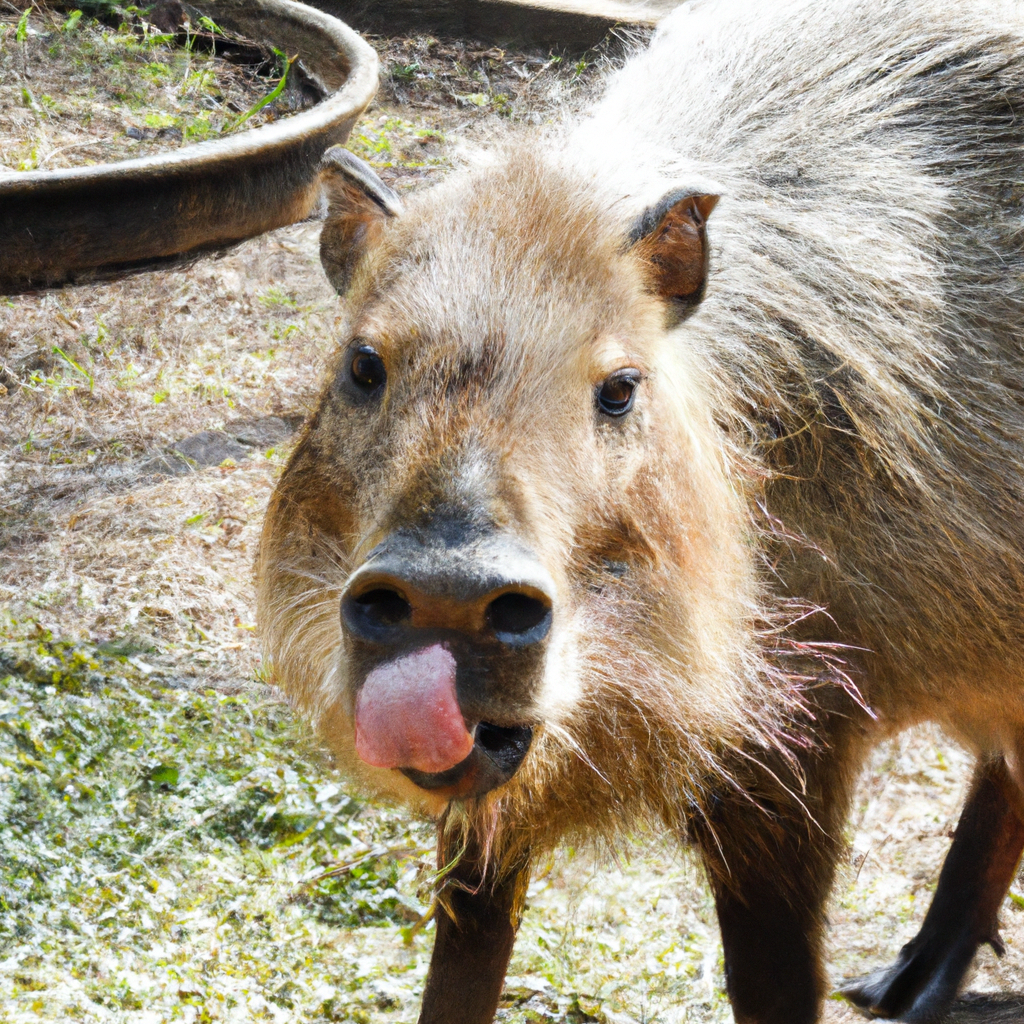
[
  {"xmin": 831, "ymin": 991, "xmax": 1024, "ymax": 1023},
  {"xmin": 940, "ymin": 993, "xmax": 1024, "ymax": 1023}
]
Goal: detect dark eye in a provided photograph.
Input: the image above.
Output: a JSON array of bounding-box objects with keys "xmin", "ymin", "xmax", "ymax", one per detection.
[
  {"xmin": 596, "ymin": 369, "xmax": 640, "ymax": 417},
  {"xmin": 350, "ymin": 345, "xmax": 386, "ymax": 392}
]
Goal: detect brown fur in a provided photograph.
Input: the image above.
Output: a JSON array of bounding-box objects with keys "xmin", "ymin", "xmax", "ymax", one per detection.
[
  {"xmin": 259, "ymin": 154, "xmax": 781, "ymax": 842},
  {"xmin": 257, "ymin": 1, "xmax": 1024, "ymax": 1020}
]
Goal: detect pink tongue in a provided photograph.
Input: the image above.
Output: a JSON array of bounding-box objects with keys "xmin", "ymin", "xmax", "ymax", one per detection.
[{"xmin": 354, "ymin": 644, "xmax": 474, "ymax": 773}]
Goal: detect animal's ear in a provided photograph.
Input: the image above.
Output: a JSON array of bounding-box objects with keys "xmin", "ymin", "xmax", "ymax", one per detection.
[
  {"xmin": 629, "ymin": 191, "xmax": 719, "ymax": 314},
  {"xmin": 319, "ymin": 146, "xmax": 403, "ymax": 294}
]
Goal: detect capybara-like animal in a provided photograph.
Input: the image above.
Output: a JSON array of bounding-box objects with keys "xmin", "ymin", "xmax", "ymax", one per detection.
[{"xmin": 257, "ymin": 1, "xmax": 1024, "ymax": 1020}]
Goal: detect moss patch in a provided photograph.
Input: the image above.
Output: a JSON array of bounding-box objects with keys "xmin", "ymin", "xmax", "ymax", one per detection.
[{"xmin": 0, "ymin": 625, "xmax": 437, "ymax": 1023}]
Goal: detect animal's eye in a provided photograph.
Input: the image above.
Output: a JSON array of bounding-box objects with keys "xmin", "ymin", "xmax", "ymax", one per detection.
[
  {"xmin": 596, "ymin": 369, "xmax": 640, "ymax": 417},
  {"xmin": 350, "ymin": 345, "xmax": 386, "ymax": 392}
]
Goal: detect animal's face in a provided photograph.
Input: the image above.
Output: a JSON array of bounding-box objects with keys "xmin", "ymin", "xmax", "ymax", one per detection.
[{"xmin": 258, "ymin": 152, "xmax": 750, "ymax": 816}]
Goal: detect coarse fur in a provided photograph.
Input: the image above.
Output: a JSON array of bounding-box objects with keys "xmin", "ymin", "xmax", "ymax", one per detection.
[
  {"xmin": 257, "ymin": 0, "xmax": 1024, "ymax": 1020},
  {"xmin": 259, "ymin": 152, "xmax": 788, "ymax": 841}
]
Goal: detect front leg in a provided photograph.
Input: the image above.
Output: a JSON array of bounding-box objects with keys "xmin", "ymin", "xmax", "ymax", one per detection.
[
  {"xmin": 695, "ymin": 792, "xmax": 844, "ymax": 1024},
  {"xmin": 712, "ymin": 878, "xmax": 828, "ymax": 1024},
  {"xmin": 691, "ymin": 702, "xmax": 863, "ymax": 1024},
  {"xmin": 841, "ymin": 754, "xmax": 1024, "ymax": 1021},
  {"xmin": 419, "ymin": 826, "xmax": 532, "ymax": 1024}
]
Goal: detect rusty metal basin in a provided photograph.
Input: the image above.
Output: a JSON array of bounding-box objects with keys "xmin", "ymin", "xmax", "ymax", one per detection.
[{"xmin": 0, "ymin": 0, "xmax": 378, "ymax": 293}]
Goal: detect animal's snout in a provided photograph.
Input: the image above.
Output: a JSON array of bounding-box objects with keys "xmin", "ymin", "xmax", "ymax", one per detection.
[
  {"xmin": 340, "ymin": 531, "xmax": 555, "ymax": 799},
  {"xmin": 340, "ymin": 542, "xmax": 553, "ymax": 648}
]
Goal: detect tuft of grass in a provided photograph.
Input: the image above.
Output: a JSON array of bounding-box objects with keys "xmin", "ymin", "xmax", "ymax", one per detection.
[
  {"xmin": 225, "ymin": 51, "xmax": 293, "ymax": 133},
  {"xmin": 0, "ymin": 3, "xmax": 317, "ymax": 171}
]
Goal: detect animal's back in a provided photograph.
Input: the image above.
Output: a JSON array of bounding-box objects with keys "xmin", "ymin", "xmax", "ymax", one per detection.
[{"xmin": 570, "ymin": 0, "xmax": 1024, "ymax": 731}]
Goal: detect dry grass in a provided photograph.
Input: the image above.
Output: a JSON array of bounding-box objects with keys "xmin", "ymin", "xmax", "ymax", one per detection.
[
  {"xmin": 349, "ymin": 27, "xmax": 648, "ymax": 193},
  {"xmin": 0, "ymin": 220, "xmax": 335, "ymax": 684},
  {"xmin": 2, "ymin": 19, "xmax": 1022, "ymax": 1024},
  {"xmin": 0, "ymin": 2, "xmax": 316, "ymax": 172}
]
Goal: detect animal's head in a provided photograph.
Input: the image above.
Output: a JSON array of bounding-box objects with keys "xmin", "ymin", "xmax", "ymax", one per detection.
[{"xmin": 257, "ymin": 147, "xmax": 757, "ymax": 822}]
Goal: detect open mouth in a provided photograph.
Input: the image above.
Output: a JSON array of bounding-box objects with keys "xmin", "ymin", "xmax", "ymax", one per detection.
[{"xmin": 400, "ymin": 722, "xmax": 534, "ymax": 797}]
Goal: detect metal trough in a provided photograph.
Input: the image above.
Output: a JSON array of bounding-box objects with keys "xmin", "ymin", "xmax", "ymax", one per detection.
[{"xmin": 308, "ymin": 0, "xmax": 672, "ymax": 49}]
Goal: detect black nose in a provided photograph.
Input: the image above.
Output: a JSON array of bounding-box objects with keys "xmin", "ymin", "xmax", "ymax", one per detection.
[
  {"xmin": 341, "ymin": 581, "xmax": 552, "ymax": 646},
  {"xmin": 339, "ymin": 533, "xmax": 554, "ymax": 647}
]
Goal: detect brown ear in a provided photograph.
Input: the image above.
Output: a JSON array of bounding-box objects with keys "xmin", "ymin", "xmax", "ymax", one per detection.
[
  {"xmin": 319, "ymin": 147, "xmax": 402, "ymax": 294},
  {"xmin": 629, "ymin": 190, "xmax": 719, "ymax": 312}
]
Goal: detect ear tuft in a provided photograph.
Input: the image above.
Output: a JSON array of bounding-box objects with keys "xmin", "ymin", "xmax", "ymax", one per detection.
[
  {"xmin": 629, "ymin": 190, "xmax": 719, "ymax": 315},
  {"xmin": 319, "ymin": 147, "xmax": 402, "ymax": 294}
]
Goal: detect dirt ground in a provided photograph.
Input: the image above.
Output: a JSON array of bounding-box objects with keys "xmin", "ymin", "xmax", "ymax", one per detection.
[{"xmin": 3, "ymin": 20, "xmax": 1024, "ymax": 1024}]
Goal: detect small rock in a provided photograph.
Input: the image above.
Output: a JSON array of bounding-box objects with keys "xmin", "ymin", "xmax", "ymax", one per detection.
[
  {"xmin": 223, "ymin": 415, "xmax": 300, "ymax": 449},
  {"xmin": 172, "ymin": 430, "xmax": 251, "ymax": 467}
]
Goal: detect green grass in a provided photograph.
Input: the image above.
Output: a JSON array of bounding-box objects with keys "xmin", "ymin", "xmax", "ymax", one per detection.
[
  {"xmin": 0, "ymin": 624, "xmax": 437, "ymax": 1022},
  {"xmin": 0, "ymin": 617, "xmax": 741, "ymax": 1024},
  {"xmin": 347, "ymin": 116, "xmax": 449, "ymax": 174},
  {"xmin": 0, "ymin": 5, "xmax": 310, "ymax": 171}
]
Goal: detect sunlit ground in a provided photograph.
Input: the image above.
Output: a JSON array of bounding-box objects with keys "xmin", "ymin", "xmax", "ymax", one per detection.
[{"xmin": 3, "ymin": 19, "xmax": 1023, "ymax": 1024}]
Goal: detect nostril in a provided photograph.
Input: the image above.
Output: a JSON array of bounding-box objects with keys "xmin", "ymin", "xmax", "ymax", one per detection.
[
  {"xmin": 354, "ymin": 588, "xmax": 411, "ymax": 626},
  {"xmin": 342, "ymin": 587, "xmax": 411, "ymax": 639},
  {"xmin": 487, "ymin": 592, "xmax": 552, "ymax": 645}
]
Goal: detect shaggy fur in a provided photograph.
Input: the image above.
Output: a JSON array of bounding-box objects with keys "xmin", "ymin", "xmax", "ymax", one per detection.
[
  {"xmin": 259, "ymin": 153, "xmax": 781, "ymax": 837},
  {"xmin": 258, "ymin": 1, "xmax": 1024, "ymax": 1020}
]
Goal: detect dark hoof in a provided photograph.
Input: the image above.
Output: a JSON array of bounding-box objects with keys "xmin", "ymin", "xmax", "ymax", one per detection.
[
  {"xmin": 841, "ymin": 967, "xmax": 901, "ymax": 1013},
  {"xmin": 839, "ymin": 935, "xmax": 977, "ymax": 1021}
]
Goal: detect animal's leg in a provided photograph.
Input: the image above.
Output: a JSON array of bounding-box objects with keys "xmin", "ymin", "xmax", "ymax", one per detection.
[
  {"xmin": 710, "ymin": 871, "xmax": 828, "ymax": 1024},
  {"xmin": 841, "ymin": 753, "xmax": 1024, "ymax": 1022},
  {"xmin": 691, "ymin": 721, "xmax": 861, "ymax": 1024},
  {"xmin": 418, "ymin": 827, "xmax": 531, "ymax": 1024}
]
